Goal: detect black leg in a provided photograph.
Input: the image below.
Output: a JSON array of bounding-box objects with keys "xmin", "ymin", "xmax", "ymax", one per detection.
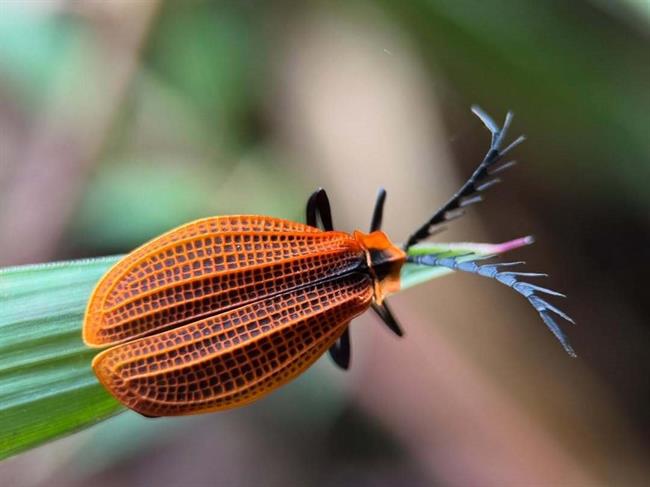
[
  {"xmin": 316, "ymin": 189, "xmax": 333, "ymax": 231},
  {"xmin": 328, "ymin": 326, "xmax": 351, "ymax": 370},
  {"xmin": 369, "ymin": 187, "xmax": 387, "ymax": 232},
  {"xmin": 368, "ymin": 187, "xmax": 405, "ymax": 337},
  {"xmin": 305, "ymin": 189, "xmax": 352, "ymax": 368},
  {"xmin": 404, "ymin": 107, "xmax": 525, "ymax": 249},
  {"xmin": 306, "ymin": 190, "xmax": 319, "ymax": 227},
  {"xmin": 371, "ymin": 302, "xmax": 404, "ymax": 337},
  {"xmin": 306, "ymin": 188, "xmax": 333, "ymax": 231}
]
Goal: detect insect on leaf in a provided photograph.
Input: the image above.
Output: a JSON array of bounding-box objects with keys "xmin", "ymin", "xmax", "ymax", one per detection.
[{"xmin": 0, "ymin": 237, "xmax": 527, "ymax": 458}]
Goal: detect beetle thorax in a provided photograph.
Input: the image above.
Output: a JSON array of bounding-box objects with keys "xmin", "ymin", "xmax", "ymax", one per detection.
[{"xmin": 353, "ymin": 230, "xmax": 406, "ymax": 304}]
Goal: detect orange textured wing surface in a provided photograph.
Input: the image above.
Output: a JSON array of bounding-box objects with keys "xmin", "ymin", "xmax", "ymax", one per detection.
[
  {"xmin": 84, "ymin": 215, "xmax": 364, "ymax": 346},
  {"xmin": 91, "ymin": 273, "xmax": 373, "ymax": 416}
]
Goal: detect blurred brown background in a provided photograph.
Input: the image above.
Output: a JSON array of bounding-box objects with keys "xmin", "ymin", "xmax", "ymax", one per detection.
[{"xmin": 1, "ymin": 1, "xmax": 649, "ymax": 486}]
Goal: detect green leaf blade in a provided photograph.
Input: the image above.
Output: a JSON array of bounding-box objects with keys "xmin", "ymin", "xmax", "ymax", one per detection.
[{"xmin": 0, "ymin": 257, "xmax": 125, "ymax": 460}]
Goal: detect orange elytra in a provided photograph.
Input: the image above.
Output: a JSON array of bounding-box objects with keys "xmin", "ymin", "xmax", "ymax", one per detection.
[{"xmin": 83, "ymin": 107, "xmax": 575, "ymax": 417}]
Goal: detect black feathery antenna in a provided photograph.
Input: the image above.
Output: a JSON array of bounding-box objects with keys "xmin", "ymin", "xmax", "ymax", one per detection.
[{"xmin": 404, "ymin": 106, "xmax": 525, "ymax": 249}]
